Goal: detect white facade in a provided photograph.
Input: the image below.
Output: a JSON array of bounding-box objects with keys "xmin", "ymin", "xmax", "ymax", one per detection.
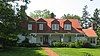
[{"xmin": 17, "ymin": 33, "xmax": 97, "ymax": 45}]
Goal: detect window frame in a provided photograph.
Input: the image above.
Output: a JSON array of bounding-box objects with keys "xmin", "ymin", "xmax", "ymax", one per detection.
[
  {"xmin": 39, "ymin": 24, "xmax": 43, "ymax": 30},
  {"xmin": 28, "ymin": 24, "xmax": 32, "ymax": 30},
  {"xmin": 64, "ymin": 24, "xmax": 71, "ymax": 30},
  {"xmin": 52, "ymin": 24, "xmax": 59, "ymax": 30},
  {"xmin": 90, "ymin": 38, "xmax": 95, "ymax": 44}
]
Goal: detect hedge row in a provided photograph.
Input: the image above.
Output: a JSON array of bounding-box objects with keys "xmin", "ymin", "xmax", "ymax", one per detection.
[{"xmin": 51, "ymin": 41, "xmax": 93, "ymax": 48}]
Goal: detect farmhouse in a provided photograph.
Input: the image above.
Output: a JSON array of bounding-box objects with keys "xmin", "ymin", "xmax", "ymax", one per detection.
[{"xmin": 18, "ymin": 16, "xmax": 98, "ymax": 46}]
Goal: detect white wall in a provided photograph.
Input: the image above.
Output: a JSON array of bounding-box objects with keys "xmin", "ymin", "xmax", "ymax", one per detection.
[
  {"xmin": 17, "ymin": 34, "xmax": 88, "ymax": 45},
  {"xmin": 75, "ymin": 37, "xmax": 87, "ymax": 41}
]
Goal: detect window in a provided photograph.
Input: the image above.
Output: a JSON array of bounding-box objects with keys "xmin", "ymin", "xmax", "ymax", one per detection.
[
  {"xmin": 52, "ymin": 24, "xmax": 59, "ymax": 30},
  {"xmin": 39, "ymin": 24, "xmax": 43, "ymax": 30},
  {"xmin": 77, "ymin": 35, "xmax": 84, "ymax": 37},
  {"xmin": 28, "ymin": 24, "xmax": 32, "ymax": 30},
  {"xmin": 90, "ymin": 38, "xmax": 95, "ymax": 43},
  {"xmin": 40, "ymin": 37, "xmax": 42, "ymax": 42},
  {"xmin": 64, "ymin": 24, "xmax": 71, "ymax": 30}
]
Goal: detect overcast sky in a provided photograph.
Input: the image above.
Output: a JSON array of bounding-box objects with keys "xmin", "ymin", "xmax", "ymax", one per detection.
[{"xmin": 26, "ymin": 0, "xmax": 100, "ymax": 18}]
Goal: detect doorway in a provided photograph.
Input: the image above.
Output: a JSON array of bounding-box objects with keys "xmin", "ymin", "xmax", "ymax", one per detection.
[{"xmin": 43, "ymin": 35, "xmax": 49, "ymax": 45}]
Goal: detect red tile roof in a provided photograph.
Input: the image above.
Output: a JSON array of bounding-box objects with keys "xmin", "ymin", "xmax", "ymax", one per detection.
[
  {"xmin": 34, "ymin": 18, "xmax": 83, "ymax": 33},
  {"xmin": 27, "ymin": 17, "xmax": 97, "ymax": 37},
  {"xmin": 82, "ymin": 29, "xmax": 98, "ymax": 37}
]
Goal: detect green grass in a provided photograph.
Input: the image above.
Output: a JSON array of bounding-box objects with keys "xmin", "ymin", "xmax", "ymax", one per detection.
[
  {"xmin": 51, "ymin": 48, "xmax": 100, "ymax": 56},
  {"xmin": 0, "ymin": 47, "xmax": 47, "ymax": 56}
]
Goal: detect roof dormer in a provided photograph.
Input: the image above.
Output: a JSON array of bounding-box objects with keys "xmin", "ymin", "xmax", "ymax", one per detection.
[
  {"xmin": 64, "ymin": 19, "xmax": 72, "ymax": 30},
  {"xmin": 37, "ymin": 18, "xmax": 46, "ymax": 23},
  {"xmin": 51, "ymin": 19, "xmax": 60, "ymax": 30}
]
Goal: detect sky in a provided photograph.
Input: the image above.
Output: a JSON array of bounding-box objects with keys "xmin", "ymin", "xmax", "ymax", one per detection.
[{"xmin": 26, "ymin": 0, "xmax": 100, "ymax": 18}]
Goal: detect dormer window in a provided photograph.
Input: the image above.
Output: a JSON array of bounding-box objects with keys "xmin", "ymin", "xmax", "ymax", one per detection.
[
  {"xmin": 52, "ymin": 24, "xmax": 59, "ymax": 30},
  {"xmin": 39, "ymin": 24, "xmax": 43, "ymax": 30},
  {"xmin": 28, "ymin": 24, "xmax": 32, "ymax": 30},
  {"xmin": 64, "ymin": 24, "xmax": 71, "ymax": 30}
]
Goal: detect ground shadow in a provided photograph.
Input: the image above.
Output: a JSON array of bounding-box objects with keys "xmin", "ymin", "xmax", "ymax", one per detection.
[{"xmin": 0, "ymin": 47, "xmax": 48, "ymax": 56}]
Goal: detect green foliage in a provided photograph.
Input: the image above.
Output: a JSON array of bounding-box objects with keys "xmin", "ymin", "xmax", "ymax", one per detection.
[
  {"xmin": 81, "ymin": 5, "xmax": 92, "ymax": 29},
  {"xmin": 92, "ymin": 8, "xmax": 100, "ymax": 29},
  {"xmin": 51, "ymin": 41, "xmax": 67, "ymax": 47},
  {"xmin": 51, "ymin": 41, "xmax": 92, "ymax": 48},
  {"xmin": 0, "ymin": 47, "xmax": 47, "ymax": 56},
  {"xmin": 83, "ymin": 52, "xmax": 94, "ymax": 56},
  {"xmin": 68, "ymin": 42, "xmax": 76, "ymax": 48},
  {"xmin": 0, "ymin": 0, "xmax": 30, "ymax": 47},
  {"xmin": 61, "ymin": 14, "xmax": 80, "ymax": 20},
  {"xmin": 50, "ymin": 12, "xmax": 56, "ymax": 18},
  {"xmin": 83, "ymin": 42, "xmax": 92, "ymax": 48},
  {"xmin": 91, "ymin": 8, "xmax": 100, "ymax": 45},
  {"xmin": 30, "ymin": 9, "xmax": 56, "ymax": 19},
  {"xmin": 74, "ymin": 41, "xmax": 84, "ymax": 48},
  {"xmin": 52, "ymin": 48, "xmax": 99, "ymax": 56},
  {"xmin": 0, "ymin": 0, "xmax": 17, "ymax": 39},
  {"xmin": 30, "ymin": 9, "xmax": 50, "ymax": 18}
]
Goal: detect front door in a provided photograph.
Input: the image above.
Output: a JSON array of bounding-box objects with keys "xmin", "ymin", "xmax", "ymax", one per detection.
[{"xmin": 43, "ymin": 35, "xmax": 48, "ymax": 45}]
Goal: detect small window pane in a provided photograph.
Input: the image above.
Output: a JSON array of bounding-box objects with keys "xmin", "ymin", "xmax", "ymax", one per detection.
[
  {"xmin": 64, "ymin": 24, "xmax": 71, "ymax": 30},
  {"xmin": 39, "ymin": 24, "xmax": 43, "ymax": 30},
  {"xmin": 28, "ymin": 24, "xmax": 32, "ymax": 30},
  {"xmin": 52, "ymin": 24, "xmax": 59, "ymax": 30}
]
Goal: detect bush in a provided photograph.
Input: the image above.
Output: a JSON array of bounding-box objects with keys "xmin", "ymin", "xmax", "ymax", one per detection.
[
  {"xmin": 52, "ymin": 41, "xmax": 61, "ymax": 47},
  {"xmin": 51, "ymin": 40, "xmax": 93, "ymax": 48},
  {"xmin": 83, "ymin": 42, "xmax": 92, "ymax": 48},
  {"xmin": 51, "ymin": 41, "xmax": 67, "ymax": 47},
  {"xmin": 18, "ymin": 43, "xmax": 41, "ymax": 47},
  {"xmin": 67, "ymin": 41, "xmax": 92, "ymax": 48},
  {"xmin": 68, "ymin": 42, "xmax": 75, "ymax": 48},
  {"xmin": 61, "ymin": 42, "xmax": 67, "ymax": 47},
  {"xmin": 83, "ymin": 52, "xmax": 94, "ymax": 56},
  {"xmin": 74, "ymin": 41, "xmax": 84, "ymax": 48}
]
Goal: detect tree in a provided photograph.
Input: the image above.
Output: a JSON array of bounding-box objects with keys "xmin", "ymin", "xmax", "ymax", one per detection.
[
  {"xmin": 61, "ymin": 14, "xmax": 67, "ymax": 19},
  {"xmin": 93, "ymin": 8, "xmax": 100, "ymax": 28},
  {"xmin": 81, "ymin": 5, "xmax": 91, "ymax": 29},
  {"xmin": 50, "ymin": 12, "xmax": 56, "ymax": 18},
  {"xmin": 30, "ymin": 9, "xmax": 56, "ymax": 18},
  {"xmin": 30, "ymin": 9, "xmax": 50, "ymax": 18},
  {"xmin": 92, "ymin": 8, "xmax": 100, "ymax": 44},
  {"xmin": 61, "ymin": 14, "xmax": 80, "ymax": 20},
  {"xmin": 0, "ymin": 0, "xmax": 30, "ymax": 47}
]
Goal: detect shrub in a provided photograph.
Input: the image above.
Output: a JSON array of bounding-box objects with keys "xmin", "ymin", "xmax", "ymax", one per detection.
[
  {"xmin": 51, "ymin": 41, "xmax": 67, "ymax": 47},
  {"xmin": 83, "ymin": 42, "xmax": 92, "ymax": 48},
  {"xmin": 74, "ymin": 41, "xmax": 84, "ymax": 48},
  {"xmin": 61, "ymin": 42, "xmax": 67, "ymax": 47},
  {"xmin": 67, "ymin": 41, "xmax": 92, "ymax": 48},
  {"xmin": 83, "ymin": 52, "xmax": 94, "ymax": 56},
  {"xmin": 51, "ymin": 40, "xmax": 93, "ymax": 48},
  {"xmin": 68, "ymin": 42, "xmax": 75, "ymax": 48},
  {"xmin": 52, "ymin": 41, "xmax": 61, "ymax": 47}
]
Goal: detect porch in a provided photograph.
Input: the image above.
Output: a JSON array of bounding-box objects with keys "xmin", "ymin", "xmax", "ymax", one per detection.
[
  {"xmin": 17, "ymin": 33, "xmax": 97, "ymax": 46},
  {"xmin": 34, "ymin": 33, "xmax": 88, "ymax": 45}
]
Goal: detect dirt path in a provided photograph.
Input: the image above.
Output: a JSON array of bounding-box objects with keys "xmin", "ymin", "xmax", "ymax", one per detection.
[{"xmin": 42, "ymin": 47, "xmax": 59, "ymax": 56}]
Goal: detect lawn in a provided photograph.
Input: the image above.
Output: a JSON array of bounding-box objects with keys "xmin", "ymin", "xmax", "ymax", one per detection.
[
  {"xmin": 51, "ymin": 48, "xmax": 100, "ymax": 56},
  {"xmin": 0, "ymin": 47, "xmax": 47, "ymax": 56}
]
